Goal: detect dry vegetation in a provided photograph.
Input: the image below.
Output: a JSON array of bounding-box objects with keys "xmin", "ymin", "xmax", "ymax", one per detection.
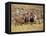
[{"xmin": 11, "ymin": 22, "xmax": 43, "ymax": 32}]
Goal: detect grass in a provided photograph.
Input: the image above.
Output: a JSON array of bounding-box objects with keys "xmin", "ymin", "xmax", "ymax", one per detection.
[{"xmin": 11, "ymin": 22, "xmax": 43, "ymax": 32}]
